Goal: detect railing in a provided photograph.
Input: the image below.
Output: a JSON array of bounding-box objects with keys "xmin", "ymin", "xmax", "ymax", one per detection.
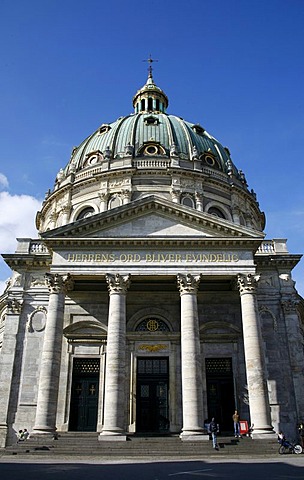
[
  {"xmin": 133, "ymin": 158, "xmax": 171, "ymax": 169},
  {"xmin": 29, "ymin": 242, "xmax": 49, "ymax": 254},
  {"xmin": 256, "ymin": 240, "xmax": 288, "ymax": 255},
  {"xmin": 256, "ymin": 241, "xmax": 275, "ymax": 254}
]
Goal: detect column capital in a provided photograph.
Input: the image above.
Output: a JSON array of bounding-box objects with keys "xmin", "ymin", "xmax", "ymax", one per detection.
[
  {"xmin": 98, "ymin": 191, "xmax": 109, "ymax": 201},
  {"xmin": 237, "ymin": 273, "xmax": 260, "ymax": 295},
  {"xmin": 6, "ymin": 297, "xmax": 23, "ymax": 314},
  {"xmin": 61, "ymin": 203, "xmax": 72, "ymax": 215},
  {"xmin": 177, "ymin": 273, "xmax": 201, "ymax": 295},
  {"xmin": 281, "ymin": 298, "xmax": 299, "ymax": 314},
  {"xmin": 45, "ymin": 273, "xmax": 74, "ymax": 294},
  {"xmin": 106, "ymin": 273, "xmax": 131, "ymax": 295}
]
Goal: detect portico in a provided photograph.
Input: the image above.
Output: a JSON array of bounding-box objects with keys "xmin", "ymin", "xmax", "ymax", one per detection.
[{"xmin": 25, "ymin": 194, "xmax": 274, "ymax": 440}]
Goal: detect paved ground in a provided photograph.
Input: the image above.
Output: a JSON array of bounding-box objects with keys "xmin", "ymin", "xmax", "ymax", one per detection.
[{"xmin": 0, "ymin": 456, "xmax": 304, "ymax": 480}]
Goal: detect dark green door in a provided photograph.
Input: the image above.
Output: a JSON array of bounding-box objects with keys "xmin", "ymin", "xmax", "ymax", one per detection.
[
  {"xmin": 136, "ymin": 357, "xmax": 169, "ymax": 433},
  {"xmin": 206, "ymin": 358, "xmax": 235, "ymax": 432},
  {"xmin": 69, "ymin": 358, "xmax": 100, "ymax": 431}
]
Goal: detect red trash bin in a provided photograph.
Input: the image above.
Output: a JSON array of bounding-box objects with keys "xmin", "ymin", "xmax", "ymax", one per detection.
[{"xmin": 239, "ymin": 420, "xmax": 248, "ymax": 435}]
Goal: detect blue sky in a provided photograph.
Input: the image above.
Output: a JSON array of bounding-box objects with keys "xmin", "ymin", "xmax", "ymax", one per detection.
[{"xmin": 0, "ymin": 0, "xmax": 304, "ymax": 295}]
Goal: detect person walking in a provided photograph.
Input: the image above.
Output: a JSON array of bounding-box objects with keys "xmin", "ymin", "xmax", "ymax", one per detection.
[
  {"xmin": 298, "ymin": 422, "xmax": 304, "ymax": 449},
  {"xmin": 209, "ymin": 417, "xmax": 219, "ymax": 450},
  {"xmin": 232, "ymin": 410, "xmax": 241, "ymax": 437}
]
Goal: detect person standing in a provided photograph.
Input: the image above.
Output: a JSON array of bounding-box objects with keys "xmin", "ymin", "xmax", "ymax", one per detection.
[
  {"xmin": 209, "ymin": 417, "xmax": 219, "ymax": 450},
  {"xmin": 298, "ymin": 422, "xmax": 304, "ymax": 449},
  {"xmin": 232, "ymin": 410, "xmax": 241, "ymax": 437}
]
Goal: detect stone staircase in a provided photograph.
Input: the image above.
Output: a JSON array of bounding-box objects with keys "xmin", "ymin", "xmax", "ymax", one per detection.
[{"xmin": 1, "ymin": 432, "xmax": 280, "ymax": 458}]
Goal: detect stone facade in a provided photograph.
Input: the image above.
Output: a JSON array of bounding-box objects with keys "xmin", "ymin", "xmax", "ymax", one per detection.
[{"xmin": 0, "ymin": 72, "xmax": 303, "ymax": 447}]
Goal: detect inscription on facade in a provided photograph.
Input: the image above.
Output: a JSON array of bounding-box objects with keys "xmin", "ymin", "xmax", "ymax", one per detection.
[{"xmin": 64, "ymin": 251, "xmax": 240, "ymax": 263}]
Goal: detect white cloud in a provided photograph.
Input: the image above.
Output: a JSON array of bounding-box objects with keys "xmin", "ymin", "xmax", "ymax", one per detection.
[
  {"xmin": 0, "ymin": 192, "xmax": 42, "ymax": 294},
  {"xmin": 0, "ymin": 192, "xmax": 42, "ymax": 252},
  {"xmin": 0, "ymin": 173, "xmax": 9, "ymax": 190},
  {"xmin": 0, "ymin": 279, "xmax": 7, "ymax": 295}
]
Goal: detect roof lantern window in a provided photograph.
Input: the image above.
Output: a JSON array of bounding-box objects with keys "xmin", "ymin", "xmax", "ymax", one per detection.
[{"xmin": 133, "ymin": 56, "xmax": 168, "ymax": 114}]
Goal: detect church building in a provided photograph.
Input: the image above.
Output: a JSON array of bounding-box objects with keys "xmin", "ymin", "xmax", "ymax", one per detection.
[{"xmin": 1, "ymin": 67, "xmax": 304, "ymax": 447}]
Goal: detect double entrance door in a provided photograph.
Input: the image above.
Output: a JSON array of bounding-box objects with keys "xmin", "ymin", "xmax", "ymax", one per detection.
[
  {"xmin": 136, "ymin": 357, "xmax": 169, "ymax": 433},
  {"xmin": 206, "ymin": 358, "xmax": 235, "ymax": 432},
  {"xmin": 69, "ymin": 358, "xmax": 100, "ymax": 431}
]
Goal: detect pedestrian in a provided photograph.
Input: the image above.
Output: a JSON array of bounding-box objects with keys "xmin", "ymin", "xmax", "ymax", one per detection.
[
  {"xmin": 232, "ymin": 410, "xmax": 241, "ymax": 437},
  {"xmin": 17, "ymin": 430, "xmax": 24, "ymax": 442},
  {"xmin": 278, "ymin": 431, "xmax": 286, "ymax": 446},
  {"xmin": 23, "ymin": 429, "xmax": 29, "ymax": 440},
  {"xmin": 209, "ymin": 417, "xmax": 219, "ymax": 450},
  {"xmin": 298, "ymin": 422, "xmax": 304, "ymax": 449}
]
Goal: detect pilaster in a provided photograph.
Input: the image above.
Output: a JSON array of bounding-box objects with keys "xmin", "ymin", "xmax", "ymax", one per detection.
[
  {"xmin": 0, "ymin": 297, "xmax": 23, "ymax": 447},
  {"xmin": 281, "ymin": 298, "xmax": 304, "ymax": 419}
]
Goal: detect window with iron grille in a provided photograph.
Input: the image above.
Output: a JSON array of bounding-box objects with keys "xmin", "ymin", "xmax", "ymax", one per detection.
[
  {"xmin": 73, "ymin": 358, "xmax": 100, "ymax": 374},
  {"xmin": 205, "ymin": 358, "xmax": 232, "ymax": 376},
  {"xmin": 135, "ymin": 318, "xmax": 170, "ymax": 332}
]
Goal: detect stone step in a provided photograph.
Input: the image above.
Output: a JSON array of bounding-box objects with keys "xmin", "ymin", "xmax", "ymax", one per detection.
[{"xmin": 1, "ymin": 433, "xmax": 280, "ymax": 457}]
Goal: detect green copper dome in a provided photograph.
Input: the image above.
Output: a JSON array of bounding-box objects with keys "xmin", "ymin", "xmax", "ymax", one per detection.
[
  {"xmin": 37, "ymin": 71, "xmax": 264, "ymax": 234},
  {"xmin": 65, "ymin": 72, "xmax": 239, "ymax": 178}
]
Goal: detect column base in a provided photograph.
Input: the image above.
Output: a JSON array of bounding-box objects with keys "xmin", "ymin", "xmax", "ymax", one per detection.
[
  {"xmin": 251, "ymin": 429, "xmax": 277, "ymax": 440},
  {"xmin": 180, "ymin": 429, "xmax": 209, "ymax": 442},
  {"xmin": 0, "ymin": 424, "xmax": 8, "ymax": 448},
  {"xmin": 99, "ymin": 428, "xmax": 127, "ymax": 441},
  {"xmin": 99, "ymin": 434, "xmax": 127, "ymax": 442},
  {"xmin": 31, "ymin": 426, "xmax": 56, "ymax": 437}
]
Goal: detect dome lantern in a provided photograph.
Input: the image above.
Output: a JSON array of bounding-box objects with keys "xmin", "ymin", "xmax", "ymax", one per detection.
[{"xmin": 132, "ymin": 69, "xmax": 168, "ymax": 114}]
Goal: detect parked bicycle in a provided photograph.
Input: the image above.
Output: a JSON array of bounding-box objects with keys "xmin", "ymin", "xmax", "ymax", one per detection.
[{"xmin": 278, "ymin": 439, "xmax": 302, "ymax": 455}]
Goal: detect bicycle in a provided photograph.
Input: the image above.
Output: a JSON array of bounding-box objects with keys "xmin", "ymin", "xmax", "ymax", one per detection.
[{"xmin": 278, "ymin": 440, "xmax": 302, "ymax": 455}]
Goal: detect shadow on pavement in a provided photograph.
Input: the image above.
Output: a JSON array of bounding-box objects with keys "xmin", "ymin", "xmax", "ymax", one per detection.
[{"xmin": 0, "ymin": 458, "xmax": 304, "ymax": 480}]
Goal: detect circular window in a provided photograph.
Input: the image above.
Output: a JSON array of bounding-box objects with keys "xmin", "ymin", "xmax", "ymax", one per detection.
[
  {"xmin": 145, "ymin": 145, "xmax": 158, "ymax": 155},
  {"xmin": 205, "ymin": 155, "xmax": 215, "ymax": 166},
  {"xmin": 87, "ymin": 156, "xmax": 98, "ymax": 166}
]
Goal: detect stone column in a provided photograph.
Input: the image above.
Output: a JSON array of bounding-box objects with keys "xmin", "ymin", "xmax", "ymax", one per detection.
[
  {"xmin": 121, "ymin": 189, "xmax": 131, "ymax": 205},
  {"xmin": 32, "ymin": 273, "xmax": 73, "ymax": 435},
  {"xmin": 99, "ymin": 273, "xmax": 131, "ymax": 441},
  {"xmin": 0, "ymin": 297, "xmax": 23, "ymax": 447},
  {"xmin": 177, "ymin": 273, "xmax": 206, "ymax": 441},
  {"xmin": 195, "ymin": 192, "xmax": 203, "ymax": 212},
  {"xmin": 237, "ymin": 273, "xmax": 275, "ymax": 438},
  {"xmin": 99, "ymin": 192, "xmax": 109, "ymax": 212},
  {"xmin": 281, "ymin": 298, "xmax": 304, "ymax": 419},
  {"xmin": 61, "ymin": 202, "xmax": 72, "ymax": 224}
]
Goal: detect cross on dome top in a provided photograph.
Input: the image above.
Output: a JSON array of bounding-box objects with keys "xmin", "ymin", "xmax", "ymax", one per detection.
[
  {"xmin": 133, "ymin": 55, "xmax": 168, "ymax": 113},
  {"xmin": 143, "ymin": 54, "xmax": 158, "ymax": 78}
]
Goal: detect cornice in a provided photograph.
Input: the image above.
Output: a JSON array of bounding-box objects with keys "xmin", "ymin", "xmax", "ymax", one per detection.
[
  {"xmin": 2, "ymin": 254, "xmax": 52, "ymax": 269},
  {"xmin": 41, "ymin": 196, "xmax": 264, "ymax": 240},
  {"xmin": 255, "ymin": 254, "xmax": 302, "ymax": 269},
  {"xmin": 42, "ymin": 236, "xmax": 263, "ymax": 250}
]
